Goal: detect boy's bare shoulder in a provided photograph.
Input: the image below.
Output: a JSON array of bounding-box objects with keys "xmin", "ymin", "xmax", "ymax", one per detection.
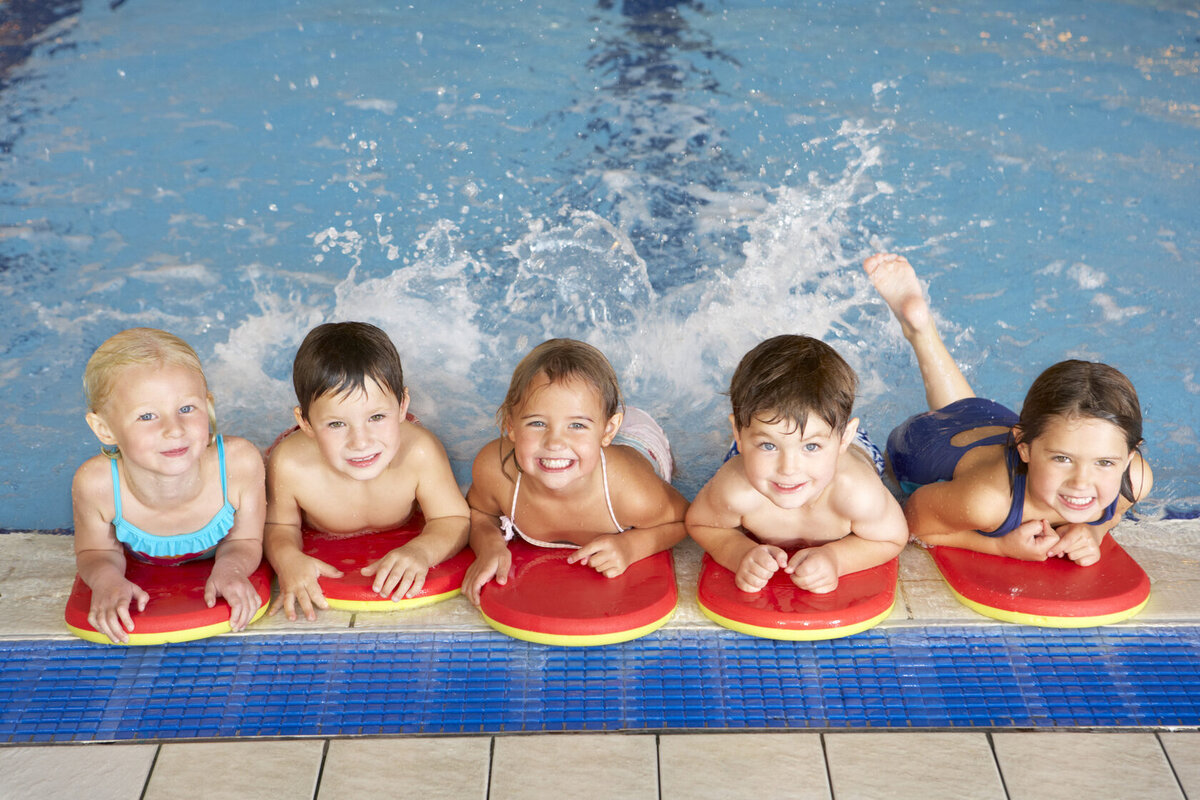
[
  {"xmin": 399, "ymin": 420, "xmax": 452, "ymax": 461},
  {"xmin": 698, "ymin": 457, "xmax": 768, "ymax": 515},
  {"xmin": 826, "ymin": 449, "xmax": 893, "ymax": 518}
]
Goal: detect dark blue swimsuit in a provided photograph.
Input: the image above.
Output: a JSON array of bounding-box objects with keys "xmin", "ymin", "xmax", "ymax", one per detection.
[{"xmin": 887, "ymin": 398, "xmax": 1118, "ymax": 537}]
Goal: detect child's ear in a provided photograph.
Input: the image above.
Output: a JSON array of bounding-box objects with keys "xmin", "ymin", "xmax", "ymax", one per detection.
[
  {"xmin": 293, "ymin": 406, "xmax": 315, "ymax": 437},
  {"xmin": 85, "ymin": 412, "xmax": 117, "ymax": 446},
  {"xmin": 601, "ymin": 411, "xmax": 624, "ymax": 447},
  {"xmin": 729, "ymin": 414, "xmax": 743, "ymax": 451},
  {"xmin": 838, "ymin": 417, "xmax": 861, "ymax": 452},
  {"xmin": 1012, "ymin": 425, "xmax": 1031, "ymax": 463},
  {"xmin": 398, "ymin": 387, "xmax": 411, "ymax": 419}
]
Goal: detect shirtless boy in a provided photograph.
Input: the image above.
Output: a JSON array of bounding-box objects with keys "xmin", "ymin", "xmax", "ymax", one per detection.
[
  {"xmin": 686, "ymin": 335, "xmax": 907, "ymax": 593},
  {"xmin": 265, "ymin": 322, "xmax": 470, "ymax": 620}
]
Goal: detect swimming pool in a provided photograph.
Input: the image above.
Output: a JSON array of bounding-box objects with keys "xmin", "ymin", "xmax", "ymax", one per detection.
[{"xmin": 2, "ymin": 0, "xmax": 1198, "ymax": 529}]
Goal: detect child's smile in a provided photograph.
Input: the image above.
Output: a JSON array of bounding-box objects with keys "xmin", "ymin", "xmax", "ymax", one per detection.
[
  {"xmin": 1017, "ymin": 415, "xmax": 1134, "ymax": 524},
  {"xmin": 508, "ymin": 373, "xmax": 620, "ymax": 492},
  {"xmin": 301, "ymin": 379, "xmax": 408, "ymax": 481},
  {"xmin": 732, "ymin": 412, "xmax": 852, "ymax": 510}
]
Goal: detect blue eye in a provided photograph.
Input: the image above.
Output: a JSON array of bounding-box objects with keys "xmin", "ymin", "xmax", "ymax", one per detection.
[
  {"xmin": 138, "ymin": 412, "xmax": 155, "ymax": 422},
  {"xmin": 179, "ymin": 405, "xmax": 195, "ymax": 414},
  {"xmin": 758, "ymin": 442, "xmax": 777, "ymax": 452},
  {"xmin": 804, "ymin": 442, "xmax": 821, "ymax": 452}
]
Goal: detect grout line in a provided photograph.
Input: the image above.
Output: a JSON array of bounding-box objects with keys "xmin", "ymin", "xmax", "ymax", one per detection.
[
  {"xmin": 1155, "ymin": 732, "xmax": 1188, "ymax": 800},
  {"xmin": 312, "ymin": 738, "xmax": 331, "ymax": 800},
  {"xmin": 485, "ymin": 736, "xmax": 495, "ymax": 800},
  {"xmin": 986, "ymin": 732, "xmax": 1011, "ymax": 800},
  {"xmin": 138, "ymin": 743, "xmax": 162, "ymax": 800},
  {"xmin": 819, "ymin": 733, "xmax": 835, "ymax": 800}
]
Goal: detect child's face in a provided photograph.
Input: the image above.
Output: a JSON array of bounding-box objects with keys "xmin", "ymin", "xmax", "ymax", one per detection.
[
  {"xmin": 732, "ymin": 411, "xmax": 855, "ymax": 510},
  {"xmin": 87, "ymin": 362, "xmax": 212, "ymax": 475},
  {"xmin": 1017, "ymin": 414, "xmax": 1134, "ymax": 523},
  {"xmin": 506, "ymin": 373, "xmax": 621, "ymax": 491},
  {"xmin": 298, "ymin": 378, "xmax": 409, "ymax": 482}
]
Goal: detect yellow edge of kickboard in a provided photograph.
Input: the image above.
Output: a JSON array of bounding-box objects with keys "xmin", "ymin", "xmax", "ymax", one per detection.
[
  {"xmin": 323, "ymin": 587, "xmax": 462, "ymax": 612},
  {"xmin": 480, "ymin": 608, "xmax": 676, "ymax": 647},
  {"xmin": 66, "ymin": 604, "xmax": 270, "ymax": 646},
  {"xmin": 698, "ymin": 600, "xmax": 895, "ymax": 641},
  {"xmin": 944, "ymin": 583, "xmax": 1150, "ymax": 628}
]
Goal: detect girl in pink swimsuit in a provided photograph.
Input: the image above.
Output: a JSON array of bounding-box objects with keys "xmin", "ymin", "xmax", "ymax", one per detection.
[{"xmin": 462, "ymin": 338, "xmax": 689, "ymax": 606}]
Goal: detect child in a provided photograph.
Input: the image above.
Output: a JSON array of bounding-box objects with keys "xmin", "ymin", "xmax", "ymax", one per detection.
[
  {"xmin": 265, "ymin": 322, "xmax": 470, "ymax": 621},
  {"xmin": 72, "ymin": 328, "xmax": 266, "ymax": 644},
  {"xmin": 463, "ymin": 338, "xmax": 688, "ymax": 605},
  {"xmin": 866, "ymin": 252, "xmax": 1152, "ymax": 566},
  {"xmin": 686, "ymin": 335, "xmax": 908, "ymax": 594}
]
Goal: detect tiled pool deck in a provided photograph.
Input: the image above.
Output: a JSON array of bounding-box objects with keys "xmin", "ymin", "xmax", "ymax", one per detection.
[{"xmin": 1, "ymin": 521, "xmax": 1198, "ymax": 799}]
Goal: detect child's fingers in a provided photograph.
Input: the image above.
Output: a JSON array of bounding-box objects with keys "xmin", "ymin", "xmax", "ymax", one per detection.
[{"xmin": 314, "ymin": 557, "xmax": 344, "ymax": 579}]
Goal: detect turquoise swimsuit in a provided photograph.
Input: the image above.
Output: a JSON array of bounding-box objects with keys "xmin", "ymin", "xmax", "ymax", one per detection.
[{"xmin": 112, "ymin": 435, "xmax": 236, "ymax": 565}]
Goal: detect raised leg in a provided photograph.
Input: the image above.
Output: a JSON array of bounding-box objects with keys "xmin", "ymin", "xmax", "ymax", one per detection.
[{"xmin": 864, "ymin": 252, "xmax": 974, "ymax": 411}]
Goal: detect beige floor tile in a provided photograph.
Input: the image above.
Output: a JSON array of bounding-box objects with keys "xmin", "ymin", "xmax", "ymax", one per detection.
[
  {"xmin": 898, "ymin": 544, "xmax": 941, "ymax": 582},
  {"xmin": 1160, "ymin": 732, "xmax": 1200, "ymax": 797},
  {"xmin": 898, "ymin": 579, "xmax": 991, "ymax": 623},
  {"xmin": 658, "ymin": 732, "xmax": 829, "ymax": 800},
  {"xmin": 0, "ymin": 533, "xmax": 79, "ymax": 639},
  {"xmin": 490, "ymin": 734, "xmax": 657, "ymax": 800},
  {"xmin": 0, "ymin": 743, "xmax": 157, "ymax": 800},
  {"xmin": 319, "ymin": 737, "xmax": 489, "ymax": 799},
  {"xmin": 144, "ymin": 739, "xmax": 324, "ymax": 800},
  {"xmin": 993, "ymin": 732, "xmax": 1183, "ymax": 800},
  {"xmin": 1130, "ymin": 581, "xmax": 1200, "ymax": 623},
  {"xmin": 242, "ymin": 604, "xmax": 356, "ymax": 634},
  {"xmin": 825, "ymin": 732, "xmax": 1004, "ymax": 800},
  {"xmin": 348, "ymin": 593, "xmax": 493, "ymax": 632}
]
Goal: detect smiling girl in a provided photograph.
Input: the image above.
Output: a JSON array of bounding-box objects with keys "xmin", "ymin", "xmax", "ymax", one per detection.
[
  {"xmin": 866, "ymin": 252, "xmax": 1152, "ymax": 565},
  {"xmin": 72, "ymin": 328, "xmax": 265, "ymax": 643},
  {"xmin": 463, "ymin": 339, "xmax": 688, "ymax": 605}
]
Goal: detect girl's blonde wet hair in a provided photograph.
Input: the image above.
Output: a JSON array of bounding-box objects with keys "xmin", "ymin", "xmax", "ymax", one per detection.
[{"xmin": 84, "ymin": 327, "xmax": 218, "ymax": 456}]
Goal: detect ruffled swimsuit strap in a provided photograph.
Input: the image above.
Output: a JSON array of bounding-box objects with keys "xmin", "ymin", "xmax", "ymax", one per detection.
[{"xmin": 111, "ymin": 435, "xmax": 236, "ymax": 560}]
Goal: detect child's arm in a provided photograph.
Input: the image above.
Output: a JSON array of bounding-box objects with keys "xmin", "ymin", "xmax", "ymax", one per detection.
[
  {"xmin": 204, "ymin": 438, "xmax": 266, "ymax": 632},
  {"xmin": 685, "ymin": 466, "xmax": 787, "ymax": 592},
  {"xmin": 264, "ymin": 445, "xmax": 344, "ymax": 621},
  {"xmin": 904, "ymin": 478, "xmax": 1059, "ymax": 561},
  {"xmin": 71, "ymin": 458, "xmax": 149, "ymax": 644},
  {"xmin": 360, "ymin": 431, "xmax": 470, "ymax": 601},
  {"xmin": 1049, "ymin": 453, "xmax": 1154, "ymax": 566},
  {"xmin": 568, "ymin": 450, "xmax": 688, "ymax": 578},
  {"xmin": 788, "ymin": 476, "xmax": 908, "ymax": 594},
  {"xmin": 462, "ymin": 440, "xmax": 513, "ymax": 606}
]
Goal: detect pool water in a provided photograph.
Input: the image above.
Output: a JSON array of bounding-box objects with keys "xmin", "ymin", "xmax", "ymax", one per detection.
[{"xmin": 2, "ymin": 0, "xmax": 1198, "ymax": 529}]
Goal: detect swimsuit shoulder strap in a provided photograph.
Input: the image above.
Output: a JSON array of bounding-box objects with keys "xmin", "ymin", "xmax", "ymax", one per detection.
[
  {"xmin": 216, "ymin": 435, "xmax": 228, "ymax": 501},
  {"xmin": 600, "ymin": 448, "xmax": 624, "ymax": 533},
  {"xmin": 110, "ymin": 457, "xmax": 124, "ymax": 521}
]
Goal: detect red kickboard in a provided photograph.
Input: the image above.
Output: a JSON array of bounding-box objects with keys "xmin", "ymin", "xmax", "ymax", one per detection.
[
  {"xmin": 479, "ymin": 537, "xmax": 677, "ymax": 644},
  {"xmin": 65, "ymin": 559, "xmax": 273, "ymax": 644},
  {"xmin": 302, "ymin": 512, "xmax": 474, "ymax": 607},
  {"xmin": 697, "ymin": 553, "xmax": 898, "ymax": 639},
  {"xmin": 928, "ymin": 533, "xmax": 1150, "ymax": 625}
]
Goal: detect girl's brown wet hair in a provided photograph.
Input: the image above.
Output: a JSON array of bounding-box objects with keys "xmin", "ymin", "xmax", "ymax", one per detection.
[
  {"xmin": 1013, "ymin": 359, "xmax": 1144, "ymax": 501},
  {"xmin": 497, "ymin": 339, "xmax": 624, "ymax": 434},
  {"xmin": 729, "ymin": 334, "xmax": 857, "ymax": 435},
  {"xmin": 83, "ymin": 328, "xmax": 218, "ymax": 453},
  {"xmin": 293, "ymin": 322, "xmax": 405, "ymax": 420}
]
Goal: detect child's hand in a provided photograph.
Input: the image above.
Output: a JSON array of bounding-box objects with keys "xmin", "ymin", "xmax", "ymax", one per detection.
[
  {"xmin": 567, "ymin": 534, "xmax": 634, "ymax": 578},
  {"xmin": 735, "ymin": 544, "xmax": 789, "ymax": 593},
  {"xmin": 1047, "ymin": 524, "xmax": 1102, "ymax": 566},
  {"xmin": 788, "ymin": 547, "xmax": 839, "ymax": 594},
  {"xmin": 270, "ymin": 549, "xmax": 344, "ymax": 622},
  {"xmin": 999, "ymin": 519, "xmax": 1060, "ymax": 561},
  {"xmin": 361, "ymin": 546, "xmax": 431, "ymax": 601},
  {"xmin": 205, "ymin": 564, "xmax": 263, "ymax": 633},
  {"xmin": 463, "ymin": 545, "xmax": 512, "ymax": 607},
  {"xmin": 88, "ymin": 575, "xmax": 150, "ymax": 645}
]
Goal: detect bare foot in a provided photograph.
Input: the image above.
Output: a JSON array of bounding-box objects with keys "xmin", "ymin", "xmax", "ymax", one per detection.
[{"xmin": 863, "ymin": 252, "xmax": 931, "ymax": 339}]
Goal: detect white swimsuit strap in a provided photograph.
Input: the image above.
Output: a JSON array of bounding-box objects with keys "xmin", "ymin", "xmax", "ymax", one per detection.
[{"xmin": 600, "ymin": 448, "xmax": 624, "ymax": 533}]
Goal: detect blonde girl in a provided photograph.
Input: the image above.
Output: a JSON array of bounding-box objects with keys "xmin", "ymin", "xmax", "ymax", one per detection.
[
  {"xmin": 463, "ymin": 338, "xmax": 688, "ymax": 605},
  {"xmin": 72, "ymin": 328, "xmax": 266, "ymax": 643},
  {"xmin": 866, "ymin": 253, "xmax": 1151, "ymax": 565}
]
